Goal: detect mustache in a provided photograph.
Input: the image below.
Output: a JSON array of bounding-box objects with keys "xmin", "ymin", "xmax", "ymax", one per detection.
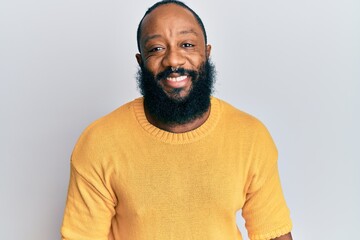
[{"xmin": 155, "ymin": 67, "xmax": 199, "ymax": 82}]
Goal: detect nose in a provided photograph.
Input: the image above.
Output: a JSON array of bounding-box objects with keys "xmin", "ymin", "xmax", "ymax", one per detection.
[{"xmin": 161, "ymin": 47, "xmax": 186, "ymax": 69}]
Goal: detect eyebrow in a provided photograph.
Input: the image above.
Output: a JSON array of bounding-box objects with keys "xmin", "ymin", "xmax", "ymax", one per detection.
[
  {"xmin": 143, "ymin": 34, "xmax": 162, "ymax": 45},
  {"xmin": 178, "ymin": 29, "xmax": 198, "ymax": 36},
  {"xmin": 143, "ymin": 29, "xmax": 199, "ymax": 45}
]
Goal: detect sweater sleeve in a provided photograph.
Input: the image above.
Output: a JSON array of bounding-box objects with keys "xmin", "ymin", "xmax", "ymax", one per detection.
[
  {"xmin": 242, "ymin": 122, "xmax": 292, "ymax": 240},
  {"xmin": 61, "ymin": 163, "xmax": 116, "ymax": 240},
  {"xmin": 61, "ymin": 125, "xmax": 116, "ymax": 240}
]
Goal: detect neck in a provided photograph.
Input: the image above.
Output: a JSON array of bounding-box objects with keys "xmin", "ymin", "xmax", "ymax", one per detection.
[{"xmin": 144, "ymin": 107, "xmax": 211, "ymax": 133}]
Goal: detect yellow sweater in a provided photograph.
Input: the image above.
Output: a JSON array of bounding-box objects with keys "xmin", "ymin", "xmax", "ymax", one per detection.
[{"xmin": 61, "ymin": 97, "xmax": 292, "ymax": 240}]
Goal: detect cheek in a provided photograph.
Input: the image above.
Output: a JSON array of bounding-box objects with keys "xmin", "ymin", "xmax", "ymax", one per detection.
[
  {"xmin": 144, "ymin": 58, "xmax": 163, "ymax": 75},
  {"xmin": 186, "ymin": 53, "xmax": 206, "ymax": 68}
]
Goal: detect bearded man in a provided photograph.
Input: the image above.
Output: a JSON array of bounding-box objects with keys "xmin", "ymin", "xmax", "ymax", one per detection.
[{"xmin": 61, "ymin": 1, "xmax": 293, "ymax": 239}]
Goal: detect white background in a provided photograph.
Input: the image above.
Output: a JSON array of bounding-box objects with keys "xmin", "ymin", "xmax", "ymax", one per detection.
[{"xmin": 1, "ymin": 0, "xmax": 359, "ymax": 239}]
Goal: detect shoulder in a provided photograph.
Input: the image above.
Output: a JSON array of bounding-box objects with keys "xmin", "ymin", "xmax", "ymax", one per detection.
[
  {"xmin": 214, "ymin": 97, "xmax": 277, "ymax": 160},
  {"xmin": 71, "ymin": 99, "xmax": 139, "ymax": 167},
  {"xmin": 215, "ymin": 97, "xmax": 269, "ymax": 135},
  {"xmin": 79, "ymin": 100, "xmax": 135, "ymax": 141}
]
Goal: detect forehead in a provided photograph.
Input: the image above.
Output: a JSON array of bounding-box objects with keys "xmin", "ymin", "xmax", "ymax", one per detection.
[{"xmin": 140, "ymin": 4, "xmax": 203, "ymax": 41}]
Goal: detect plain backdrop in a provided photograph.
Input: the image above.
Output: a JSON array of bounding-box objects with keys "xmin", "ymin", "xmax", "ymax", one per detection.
[{"xmin": 1, "ymin": 0, "xmax": 359, "ymax": 239}]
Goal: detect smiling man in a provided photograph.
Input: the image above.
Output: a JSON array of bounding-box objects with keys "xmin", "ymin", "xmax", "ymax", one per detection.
[{"xmin": 61, "ymin": 1, "xmax": 293, "ymax": 240}]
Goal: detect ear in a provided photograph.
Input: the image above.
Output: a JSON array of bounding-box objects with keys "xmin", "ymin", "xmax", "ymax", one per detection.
[
  {"xmin": 136, "ymin": 53, "xmax": 143, "ymax": 66},
  {"xmin": 206, "ymin": 44, "xmax": 212, "ymax": 58}
]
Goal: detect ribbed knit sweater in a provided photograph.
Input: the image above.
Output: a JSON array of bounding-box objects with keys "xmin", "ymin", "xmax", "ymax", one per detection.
[{"xmin": 61, "ymin": 97, "xmax": 292, "ymax": 240}]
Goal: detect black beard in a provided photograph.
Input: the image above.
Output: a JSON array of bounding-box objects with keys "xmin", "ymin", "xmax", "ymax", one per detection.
[{"xmin": 136, "ymin": 59, "xmax": 216, "ymax": 125}]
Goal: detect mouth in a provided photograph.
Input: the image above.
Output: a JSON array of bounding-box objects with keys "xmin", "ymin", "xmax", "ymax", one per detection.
[
  {"xmin": 163, "ymin": 75, "xmax": 190, "ymax": 89},
  {"xmin": 166, "ymin": 75, "xmax": 187, "ymax": 82}
]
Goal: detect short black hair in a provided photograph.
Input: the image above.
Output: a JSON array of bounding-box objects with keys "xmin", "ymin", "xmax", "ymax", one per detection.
[{"xmin": 136, "ymin": 0, "xmax": 207, "ymax": 53}]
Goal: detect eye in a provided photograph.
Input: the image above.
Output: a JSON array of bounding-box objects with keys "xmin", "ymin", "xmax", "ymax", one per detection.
[
  {"xmin": 182, "ymin": 43, "xmax": 194, "ymax": 48},
  {"xmin": 149, "ymin": 47, "xmax": 164, "ymax": 52}
]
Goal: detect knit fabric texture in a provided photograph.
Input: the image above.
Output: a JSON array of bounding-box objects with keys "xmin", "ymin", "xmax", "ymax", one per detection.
[{"xmin": 61, "ymin": 97, "xmax": 292, "ymax": 240}]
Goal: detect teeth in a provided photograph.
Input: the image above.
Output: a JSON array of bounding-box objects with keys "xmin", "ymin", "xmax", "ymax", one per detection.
[{"xmin": 166, "ymin": 76, "xmax": 187, "ymax": 82}]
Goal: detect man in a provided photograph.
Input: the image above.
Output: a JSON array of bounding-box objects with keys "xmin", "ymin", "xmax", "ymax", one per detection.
[{"xmin": 61, "ymin": 1, "xmax": 293, "ymax": 239}]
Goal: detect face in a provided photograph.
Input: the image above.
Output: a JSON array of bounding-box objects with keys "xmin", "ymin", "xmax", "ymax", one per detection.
[{"xmin": 136, "ymin": 4, "xmax": 211, "ymax": 99}]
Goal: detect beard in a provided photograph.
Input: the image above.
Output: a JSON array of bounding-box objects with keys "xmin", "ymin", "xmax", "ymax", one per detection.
[{"xmin": 136, "ymin": 59, "xmax": 216, "ymax": 125}]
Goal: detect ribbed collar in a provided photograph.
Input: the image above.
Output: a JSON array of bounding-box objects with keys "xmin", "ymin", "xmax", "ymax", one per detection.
[{"xmin": 132, "ymin": 97, "xmax": 221, "ymax": 144}]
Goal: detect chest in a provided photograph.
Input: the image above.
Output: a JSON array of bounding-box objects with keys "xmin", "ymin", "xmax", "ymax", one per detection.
[{"xmin": 111, "ymin": 140, "xmax": 252, "ymax": 219}]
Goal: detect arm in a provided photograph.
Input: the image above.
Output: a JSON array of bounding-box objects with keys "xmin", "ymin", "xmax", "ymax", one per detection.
[
  {"xmin": 272, "ymin": 232, "xmax": 293, "ymax": 240},
  {"xmin": 273, "ymin": 233, "xmax": 292, "ymax": 240},
  {"xmin": 242, "ymin": 164, "xmax": 293, "ymax": 240},
  {"xmin": 242, "ymin": 122, "xmax": 293, "ymax": 240},
  {"xmin": 61, "ymin": 124, "xmax": 117, "ymax": 239},
  {"xmin": 61, "ymin": 164, "xmax": 116, "ymax": 239}
]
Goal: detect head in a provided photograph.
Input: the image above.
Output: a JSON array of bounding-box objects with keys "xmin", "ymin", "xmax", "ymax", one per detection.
[
  {"xmin": 136, "ymin": 0, "xmax": 216, "ymax": 124},
  {"xmin": 136, "ymin": 0, "xmax": 208, "ymax": 53}
]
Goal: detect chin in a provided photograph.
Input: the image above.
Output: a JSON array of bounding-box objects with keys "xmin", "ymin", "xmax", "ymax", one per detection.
[{"xmin": 164, "ymin": 88, "xmax": 191, "ymax": 101}]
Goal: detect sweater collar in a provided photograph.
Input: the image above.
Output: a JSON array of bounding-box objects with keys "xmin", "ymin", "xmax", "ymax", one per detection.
[{"xmin": 132, "ymin": 97, "xmax": 221, "ymax": 144}]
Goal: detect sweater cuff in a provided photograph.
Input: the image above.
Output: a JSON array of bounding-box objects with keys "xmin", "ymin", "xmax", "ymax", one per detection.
[{"xmin": 248, "ymin": 221, "xmax": 293, "ymax": 240}]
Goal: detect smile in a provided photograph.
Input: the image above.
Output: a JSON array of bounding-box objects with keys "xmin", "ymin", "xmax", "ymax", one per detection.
[
  {"xmin": 163, "ymin": 75, "xmax": 191, "ymax": 89},
  {"xmin": 166, "ymin": 75, "xmax": 188, "ymax": 82}
]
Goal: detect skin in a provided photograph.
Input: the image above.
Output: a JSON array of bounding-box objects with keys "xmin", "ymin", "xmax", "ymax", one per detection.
[
  {"xmin": 136, "ymin": 4, "xmax": 211, "ymax": 133},
  {"xmin": 272, "ymin": 233, "xmax": 293, "ymax": 240},
  {"xmin": 136, "ymin": 4, "xmax": 293, "ymax": 240}
]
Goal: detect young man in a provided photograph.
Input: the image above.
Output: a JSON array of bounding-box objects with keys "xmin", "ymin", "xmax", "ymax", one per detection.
[{"xmin": 61, "ymin": 1, "xmax": 293, "ymax": 239}]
